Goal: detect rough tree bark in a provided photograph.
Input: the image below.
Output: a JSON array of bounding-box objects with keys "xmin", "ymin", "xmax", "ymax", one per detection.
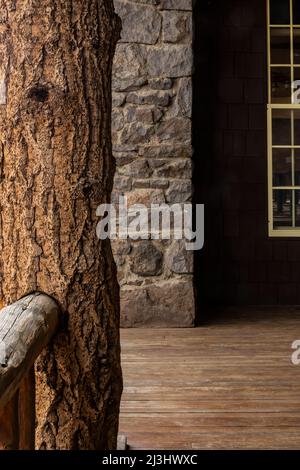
[{"xmin": 0, "ymin": 0, "xmax": 122, "ymax": 449}]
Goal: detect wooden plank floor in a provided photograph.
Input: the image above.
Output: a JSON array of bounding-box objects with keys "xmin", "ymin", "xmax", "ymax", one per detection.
[{"xmin": 119, "ymin": 307, "xmax": 300, "ymax": 450}]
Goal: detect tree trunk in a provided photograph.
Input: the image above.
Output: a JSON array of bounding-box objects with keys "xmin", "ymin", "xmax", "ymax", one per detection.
[{"xmin": 0, "ymin": 0, "xmax": 122, "ymax": 450}]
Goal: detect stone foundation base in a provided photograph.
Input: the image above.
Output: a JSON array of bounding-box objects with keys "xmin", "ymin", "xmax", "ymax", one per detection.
[{"xmin": 120, "ymin": 279, "xmax": 195, "ymax": 327}]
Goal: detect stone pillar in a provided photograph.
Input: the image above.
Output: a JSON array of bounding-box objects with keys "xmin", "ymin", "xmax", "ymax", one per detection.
[{"xmin": 112, "ymin": 0, "xmax": 194, "ymax": 327}]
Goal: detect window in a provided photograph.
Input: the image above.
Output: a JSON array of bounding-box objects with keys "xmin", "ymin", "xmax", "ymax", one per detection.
[{"xmin": 268, "ymin": 0, "xmax": 300, "ymax": 235}]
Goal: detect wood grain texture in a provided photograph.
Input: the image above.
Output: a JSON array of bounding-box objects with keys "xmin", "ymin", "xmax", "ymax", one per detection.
[
  {"xmin": 0, "ymin": 394, "xmax": 19, "ymax": 450},
  {"xmin": 120, "ymin": 308, "xmax": 300, "ymax": 450},
  {"xmin": 0, "ymin": 293, "xmax": 59, "ymax": 408},
  {"xmin": 18, "ymin": 367, "xmax": 35, "ymax": 450}
]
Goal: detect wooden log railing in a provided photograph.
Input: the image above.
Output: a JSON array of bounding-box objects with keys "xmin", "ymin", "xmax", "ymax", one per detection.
[{"xmin": 0, "ymin": 293, "xmax": 60, "ymax": 450}]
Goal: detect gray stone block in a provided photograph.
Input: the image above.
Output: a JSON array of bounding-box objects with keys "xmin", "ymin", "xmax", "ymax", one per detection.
[
  {"xmin": 146, "ymin": 45, "xmax": 193, "ymax": 77},
  {"xmin": 165, "ymin": 180, "xmax": 192, "ymax": 202},
  {"xmin": 156, "ymin": 117, "xmax": 191, "ymax": 142},
  {"xmin": 120, "ymin": 279, "xmax": 195, "ymax": 327},
  {"xmin": 162, "ymin": 11, "xmax": 192, "ymax": 43},
  {"xmin": 166, "ymin": 240, "xmax": 193, "ymax": 273},
  {"xmin": 113, "ymin": 44, "xmax": 147, "ymax": 91},
  {"xmin": 115, "ymin": 0, "xmax": 162, "ymax": 44},
  {"xmin": 130, "ymin": 241, "xmax": 163, "ymax": 276}
]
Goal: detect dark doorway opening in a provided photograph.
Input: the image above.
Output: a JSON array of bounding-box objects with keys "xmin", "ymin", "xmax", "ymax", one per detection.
[{"xmin": 193, "ymin": 0, "xmax": 300, "ymax": 324}]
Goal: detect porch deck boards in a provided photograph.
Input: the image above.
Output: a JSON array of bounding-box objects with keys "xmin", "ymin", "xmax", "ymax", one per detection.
[{"xmin": 119, "ymin": 307, "xmax": 300, "ymax": 449}]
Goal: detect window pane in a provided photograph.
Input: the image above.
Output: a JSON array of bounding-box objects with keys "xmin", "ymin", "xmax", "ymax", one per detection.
[
  {"xmin": 295, "ymin": 151, "xmax": 300, "ymax": 183},
  {"xmin": 295, "ymin": 194, "xmax": 300, "ymax": 226},
  {"xmin": 272, "ymin": 109, "xmax": 291, "ymax": 145},
  {"xmin": 295, "ymin": 152, "xmax": 300, "ymax": 226},
  {"xmin": 293, "ymin": 0, "xmax": 300, "ymax": 24},
  {"xmin": 273, "ymin": 149, "xmax": 292, "ymax": 185},
  {"xmin": 294, "ymin": 109, "xmax": 300, "ymax": 145},
  {"xmin": 273, "ymin": 189, "xmax": 292, "ymax": 227},
  {"xmin": 270, "ymin": 0, "xmax": 290, "ymax": 24},
  {"xmin": 293, "ymin": 67, "xmax": 300, "ymax": 103},
  {"xmin": 294, "ymin": 28, "xmax": 300, "ymax": 63},
  {"xmin": 271, "ymin": 67, "xmax": 291, "ymax": 103},
  {"xmin": 271, "ymin": 28, "xmax": 290, "ymax": 64}
]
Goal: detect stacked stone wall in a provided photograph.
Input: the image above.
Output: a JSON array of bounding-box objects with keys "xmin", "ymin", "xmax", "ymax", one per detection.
[{"xmin": 112, "ymin": 0, "xmax": 194, "ymax": 326}]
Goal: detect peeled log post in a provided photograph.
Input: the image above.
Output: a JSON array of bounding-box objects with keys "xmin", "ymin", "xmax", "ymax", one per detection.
[
  {"xmin": 0, "ymin": 0, "xmax": 122, "ymax": 449},
  {"xmin": 0, "ymin": 294, "xmax": 59, "ymax": 408},
  {"xmin": 0, "ymin": 293, "xmax": 59, "ymax": 450}
]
